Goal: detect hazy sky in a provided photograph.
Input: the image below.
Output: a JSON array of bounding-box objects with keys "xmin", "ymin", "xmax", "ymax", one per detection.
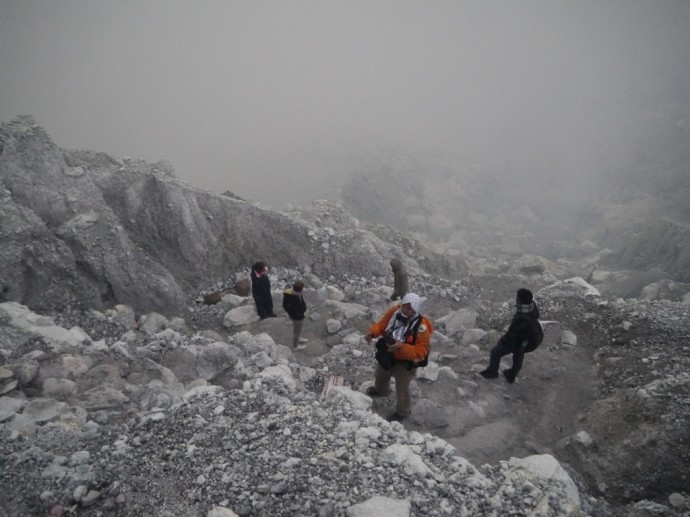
[{"xmin": 1, "ymin": 1, "xmax": 689, "ymax": 207}]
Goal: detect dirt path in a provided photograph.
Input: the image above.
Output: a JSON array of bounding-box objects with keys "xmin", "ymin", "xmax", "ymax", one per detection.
[
  {"xmin": 221, "ymin": 298, "xmax": 600, "ymax": 470},
  {"xmin": 408, "ymin": 339, "xmax": 600, "ymax": 467}
]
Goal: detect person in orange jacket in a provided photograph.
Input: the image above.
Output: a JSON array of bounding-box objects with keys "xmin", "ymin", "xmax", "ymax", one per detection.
[{"xmin": 364, "ymin": 293, "xmax": 433, "ymax": 422}]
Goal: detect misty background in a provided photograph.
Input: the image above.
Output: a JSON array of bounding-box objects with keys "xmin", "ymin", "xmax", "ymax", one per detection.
[
  {"xmin": 1, "ymin": 1, "xmax": 689, "ymax": 210},
  {"xmin": 2, "ymin": 6, "xmax": 690, "ymax": 513}
]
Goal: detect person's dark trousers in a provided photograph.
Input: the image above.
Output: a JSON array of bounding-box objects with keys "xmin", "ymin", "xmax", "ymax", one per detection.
[
  {"xmin": 254, "ymin": 296, "xmax": 273, "ymax": 318},
  {"xmin": 487, "ymin": 342, "xmax": 524, "ymax": 375}
]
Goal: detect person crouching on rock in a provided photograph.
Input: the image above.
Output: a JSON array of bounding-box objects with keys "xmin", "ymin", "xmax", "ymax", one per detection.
[
  {"xmin": 283, "ymin": 280, "xmax": 309, "ymax": 351},
  {"xmin": 364, "ymin": 293, "xmax": 432, "ymax": 422},
  {"xmin": 251, "ymin": 261, "xmax": 276, "ymax": 320},
  {"xmin": 480, "ymin": 288, "xmax": 540, "ymax": 383}
]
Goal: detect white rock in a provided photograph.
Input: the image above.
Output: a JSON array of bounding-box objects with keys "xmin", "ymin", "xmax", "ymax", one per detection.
[
  {"xmin": 206, "ymin": 506, "xmax": 239, "ymax": 517},
  {"xmin": 323, "ymin": 299, "xmax": 369, "ymax": 319},
  {"xmin": 417, "ymin": 362, "xmax": 440, "ymax": 382},
  {"xmin": 439, "ymin": 366, "xmax": 458, "ymax": 380},
  {"xmin": 635, "ymin": 388, "xmax": 651, "ymax": 400},
  {"xmin": 507, "ymin": 454, "xmax": 581, "ymax": 509},
  {"xmin": 460, "ymin": 328, "xmax": 488, "ymax": 346},
  {"xmin": 562, "ymin": 330, "xmax": 578, "ymax": 346},
  {"xmin": 326, "ymin": 319, "xmax": 342, "ymax": 334},
  {"xmin": 0, "ymin": 380, "xmax": 18, "ymax": 395},
  {"xmin": 590, "ymin": 270, "xmax": 610, "ymax": 282},
  {"xmin": 0, "ymin": 302, "xmax": 92, "ymax": 352},
  {"xmin": 69, "ymin": 326, "xmax": 91, "ymax": 343},
  {"xmin": 138, "ymin": 312, "xmax": 169, "ymax": 335},
  {"xmin": 564, "ymin": 277, "xmax": 601, "ymax": 297},
  {"xmin": 325, "ymin": 285, "xmax": 345, "ymax": 301},
  {"xmin": 379, "ymin": 443, "xmax": 432, "ymax": 478},
  {"xmin": 223, "ymin": 305, "xmax": 260, "ymax": 328},
  {"xmin": 469, "ymin": 401, "xmax": 485, "ymax": 418},
  {"xmin": 22, "ymin": 398, "xmax": 71, "ymax": 424},
  {"xmin": 112, "ymin": 304, "xmax": 136, "ymax": 326},
  {"xmin": 257, "ymin": 365, "xmax": 296, "ymax": 391},
  {"xmin": 435, "ymin": 309, "xmax": 477, "ymax": 337},
  {"xmin": 668, "ymin": 492, "xmax": 687, "ymax": 508},
  {"xmin": 73, "ymin": 484, "xmax": 88, "ymax": 502},
  {"xmin": 69, "ymin": 450, "xmax": 90, "ymax": 466},
  {"xmin": 42, "ymin": 378, "xmax": 78, "ymax": 399},
  {"xmin": 354, "ymin": 426, "xmax": 381, "ymax": 445},
  {"xmin": 328, "ymin": 386, "xmax": 372, "ymax": 411},
  {"xmin": 220, "ymin": 293, "xmax": 245, "ymax": 308},
  {"xmin": 0, "ymin": 396, "xmax": 27, "ymax": 413},
  {"xmin": 111, "ymin": 342, "xmax": 134, "ymax": 360},
  {"xmin": 425, "ymin": 435, "xmax": 456, "ymax": 456},
  {"xmin": 197, "ymin": 342, "xmax": 239, "ymax": 380},
  {"xmin": 574, "ymin": 431, "xmax": 593, "ymax": 447},
  {"xmin": 182, "ymin": 385, "xmax": 225, "ymax": 400}
]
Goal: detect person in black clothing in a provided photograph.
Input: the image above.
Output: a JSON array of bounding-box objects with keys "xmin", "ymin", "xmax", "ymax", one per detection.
[
  {"xmin": 251, "ymin": 261, "xmax": 276, "ymax": 319},
  {"xmin": 480, "ymin": 288, "xmax": 540, "ymax": 383},
  {"xmin": 282, "ymin": 280, "xmax": 309, "ymax": 350},
  {"xmin": 389, "ymin": 258, "xmax": 409, "ymax": 301}
]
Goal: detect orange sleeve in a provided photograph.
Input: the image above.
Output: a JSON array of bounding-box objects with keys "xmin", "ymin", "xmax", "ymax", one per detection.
[
  {"xmin": 368, "ymin": 304, "xmax": 399, "ymax": 337},
  {"xmin": 394, "ymin": 317, "xmax": 433, "ymax": 362}
]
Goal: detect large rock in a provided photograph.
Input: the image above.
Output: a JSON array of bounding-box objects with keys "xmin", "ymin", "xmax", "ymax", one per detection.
[
  {"xmin": 507, "ymin": 454, "xmax": 581, "ymax": 512},
  {"xmin": 1, "ymin": 116, "xmax": 431, "ymax": 316},
  {"xmin": 639, "ymin": 278, "xmax": 690, "ymax": 303},
  {"xmin": 0, "ymin": 117, "xmax": 187, "ymax": 314},
  {"xmin": 196, "ymin": 342, "xmax": 240, "ymax": 380},
  {"xmin": 436, "ymin": 308, "xmax": 478, "ymax": 337},
  {"xmin": 0, "ymin": 302, "xmax": 91, "ymax": 352},
  {"xmin": 616, "ymin": 218, "xmax": 690, "ymax": 283},
  {"xmin": 223, "ymin": 305, "xmax": 260, "ymax": 328}
]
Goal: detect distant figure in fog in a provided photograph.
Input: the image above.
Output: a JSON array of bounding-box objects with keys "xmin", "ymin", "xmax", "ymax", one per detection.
[
  {"xmin": 390, "ymin": 258, "xmax": 409, "ymax": 301},
  {"xmin": 480, "ymin": 288, "xmax": 541, "ymax": 384},
  {"xmin": 283, "ymin": 280, "xmax": 309, "ymax": 351},
  {"xmin": 251, "ymin": 261, "xmax": 276, "ymax": 319}
]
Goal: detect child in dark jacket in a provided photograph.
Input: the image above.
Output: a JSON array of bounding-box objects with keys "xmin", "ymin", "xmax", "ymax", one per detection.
[
  {"xmin": 480, "ymin": 288, "xmax": 541, "ymax": 383},
  {"xmin": 283, "ymin": 281, "xmax": 308, "ymax": 350}
]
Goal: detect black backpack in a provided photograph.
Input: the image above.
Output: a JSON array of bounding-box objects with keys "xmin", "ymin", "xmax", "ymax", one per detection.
[
  {"xmin": 375, "ymin": 314, "xmax": 428, "ymax": 370},
  {"xmin": 524, "ymin": 319, "xmax": 544, "ymax": 353}
]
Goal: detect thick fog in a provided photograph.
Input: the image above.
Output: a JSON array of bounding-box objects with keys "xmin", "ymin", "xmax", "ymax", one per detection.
[{"xmin": 1, "ymin": 1, "xmax": 689, "ymax": 208}]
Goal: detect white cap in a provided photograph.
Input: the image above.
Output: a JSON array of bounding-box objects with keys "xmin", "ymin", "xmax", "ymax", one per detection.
[{"xmin": 401, "ymin": 293, "xmax": 422, "ymax": 313}]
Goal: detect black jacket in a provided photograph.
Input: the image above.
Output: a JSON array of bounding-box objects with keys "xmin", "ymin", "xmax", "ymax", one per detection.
[
  {"xmin": 282, "ymin": 289, "xmax": 307, "ymax": 320},
  {"xmin": 498, "ymin": 302, "xmax": 540, "ymax": 351},
  {"xmin": 250, "ymin": 271, "xmax": 274, "ymax": 318},
  {"xmin": 251, "ymin": 271, "xmax": 271, "ymax": 299}
]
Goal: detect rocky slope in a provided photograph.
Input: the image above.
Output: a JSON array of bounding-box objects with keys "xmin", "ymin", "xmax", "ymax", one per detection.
[
  {"xmin": 2, "ymin": 265, "xmax": 689, "ymax": 516},
  {"xmin": 338, "ymin": 141, "xmax": 690, "ymax": 286},
  {"xmin": 0, "ymin": 116, "xmax": 463, "ymax": 317},
  {"xmin": 0, "ymin": 277, "xmax": 585, "ymax": 517},
  {"xmin": 1, "ymin": 116, "xmax": 689, "ymax": 516}
]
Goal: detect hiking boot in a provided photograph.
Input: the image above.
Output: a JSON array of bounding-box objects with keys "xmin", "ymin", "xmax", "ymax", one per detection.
[
  {"xmin": 365, "ymin": 387, "xmax": 383, "ymax": 397},
  {"xmin": 502, "ymin": 369, "xmax": 516, "ymax": 384},
  {"xmin": 387, "ymin": 412, "xmax": 407, "ymax": 422},
  {"xmin": 294, "ymin": 344, "xmax": 307, "ymax": 351},
  {"xmin": 479, "ymin": 369, "xmax": 499, "ymax": 379}
]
